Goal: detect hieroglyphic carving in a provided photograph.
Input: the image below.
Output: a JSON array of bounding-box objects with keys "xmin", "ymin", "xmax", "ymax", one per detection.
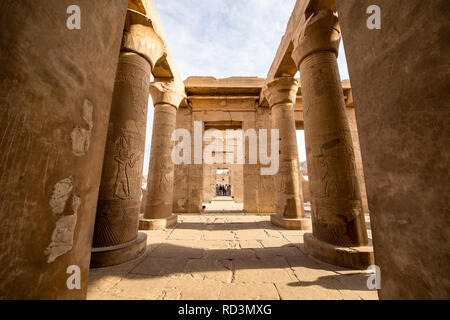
[{"xmin": 113, "ymin": 134, "xmax": 137, "ymax": 200}]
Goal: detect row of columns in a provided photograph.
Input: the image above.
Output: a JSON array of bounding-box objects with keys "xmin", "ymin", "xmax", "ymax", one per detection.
[
  {"xmin": 92, "ymin": 8, "xmax": 372, "ymax": 270},
  {"xmin": 263, "ymin": 9, "xmax": 372, "ymax": 269},
  {"xmin": 90, "ymin": 10, "xmax": 184, "ymax": 267}
]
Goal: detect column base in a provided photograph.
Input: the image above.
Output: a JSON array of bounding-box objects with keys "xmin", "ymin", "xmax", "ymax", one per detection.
[
  {"xmin": 90, "ymin": 232, "xmax": 147, "ymax": 269},
  {"xmin": 139, "ymin": 214, "xmax": 177, "ymax": 230},
  {"xmin": 304, "ymin": 233, "xmax": 374, "ymax": 270},
  {"xmin": 270, "ymin": 214, "xmax": 311, "ymax": 230}
]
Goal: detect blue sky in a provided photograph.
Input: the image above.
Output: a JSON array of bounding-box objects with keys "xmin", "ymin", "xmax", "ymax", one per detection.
[{"xmin": 143, "ymin": 0, "xmax": 350, "ymax": 174}]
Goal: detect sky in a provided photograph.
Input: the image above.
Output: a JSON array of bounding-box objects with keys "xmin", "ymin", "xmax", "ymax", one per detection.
[{"xmin": 143, "ymin": 0, "xmax": 350, "ymax": 174}]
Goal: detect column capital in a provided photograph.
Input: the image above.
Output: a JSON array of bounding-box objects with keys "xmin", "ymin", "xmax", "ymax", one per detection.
[
  {"xmin": 121, "ymin": 9, "xmax": 166, "ymax": 68},
  {"xmin": 149, "ymin": 80, "xmax": 186, "ymax": 108},
  {"xmin": 292, "ymin": 9, "xmax": 341, "ymax": 67},
  {"xmin": 263, "ymin": 77, "xmax": 299, "ymax": 107}
]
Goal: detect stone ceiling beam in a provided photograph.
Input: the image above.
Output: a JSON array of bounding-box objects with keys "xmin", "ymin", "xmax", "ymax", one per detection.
[{"xmin": 260, "ymin": 0, "xmax": 337, "ymax": 105}]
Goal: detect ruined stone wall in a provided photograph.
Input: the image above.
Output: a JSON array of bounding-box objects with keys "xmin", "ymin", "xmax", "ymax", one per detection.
[{"xmin": 173, "ymin": 97, "xmax": 275, "ymax": 214}]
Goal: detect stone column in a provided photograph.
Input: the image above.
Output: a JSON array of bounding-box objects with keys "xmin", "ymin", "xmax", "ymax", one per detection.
[
  {"xmin": 139, "ymin": 81, "xmax": 185, "ymax": 230},
  {"xmin": 345, "ymin": 90, "xmax": 369, "ymax": 214},
  {"xmin": 337, "ymin": 0, "xmax": 449, "ymax": 298},
  {"xmin": 242, "ymin": 116, "xmax": 259, "ymax": 213},
  {"xmin": 264, "ymin": 78, "xmax": 310, "ymax": 230},
  {"xmin": 188, "ymin": 116, "xmax": 204, "ymax": 213},
  {"xmin": 0, "ymin": 0, "xmax": 128, "ymax": 299},
  {"xmin": 292, "ymin": 9, "xmax": 373, "ymax": 269},
  {"xmin": 91, "ymin": 13, "xmax": 166, "ymax": 268},
  {"xmin": 172, "ymin": 106, "xmax": 192, "ymax": 213}
]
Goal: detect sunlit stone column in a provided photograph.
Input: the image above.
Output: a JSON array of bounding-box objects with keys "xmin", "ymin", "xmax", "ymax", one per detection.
[
  {"xmin": 292, "ymin": 9, "xmax": 373, "ymax": 269},
  {"xmin": 91, "ymin": 16, "xmax": 165, "ymax": 268},
  {"xmin": 264, "ymin": 78, "xmax": 310, "ymax": 230},
  {"xmin": 0, "ymin": 0, "xmax": 128, "ymax": 299},
  {"xmin": 345, "ymin": 91, "xmax": 369, "ymax": 214},
  {"xmin": 139, "ymin": 81, "xmax": 185, "ymax": 230}
]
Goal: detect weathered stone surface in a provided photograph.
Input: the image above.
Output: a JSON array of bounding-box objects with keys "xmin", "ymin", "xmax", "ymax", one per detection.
[
  {"xmin": 219, "ymin": 283, "xmax": 280, "ymax": 300},
  {"xmin": 174, "ymin": 76, "xmax": 354, "ymax": 219},
  {"xmin": 271, "ymin": 214, "xmax": 311, "ymax": 230},
  {"xmin": 142, "ymin": 81, "xmax": 185, "ymax": 228},
  {"xmin": 139, "ymin": 214, "xmax": 177, "ymax": 230},
  {"xmin": 304, "ymin": 233, "xmax": 374, "ymax": 270},
  {"xmin": 345, "ymin": 96, "xmax": 369, "ymax": 213},
  {"xmin": 130, "ymin": 257, "xmax": 188, "ymax": 277},
  {"xmin": 294, "ymin": 9, "xmax": 368, "ymax": 250},
  {"xmin": 87, "ymin": 215, "xmax": 377, "ymax": 300},
  {"xmin": 92, "ymin": 51, "xmax": 151, "ymax": 268},
  {"xmin": 253, "ymin": 246, "xmax": 302, "ymax": 259},
  {"xmin": 91, "ymin": 233, "xmax": 147, "ymax": 268},
  {"xmin": 336, "ymin": 0, "xmax": 450, "ymax": 299},
  {"xmin": 203, "ymin": 230, "xmax": 236, "ymax": 241},
  {"xmin": 234, "ymin": 229, "xmax": 269, "ymax": 240},
  {"xmin": 233, "ymin": 257, "xmax": 296, "ymax": 283},
  {"xmin": 184, "ymin": 259, "xmax": 233, "ymax": 282},
  {"xmin": 168, "ymin": 228, "xmax": 203, "ymax": 241},
  {"xmin": 264, "ymin": 78, "xmax": 306, "ymax": 223},
  {"xmin": 149, "ymin": 241, "xmax": 204, "ymax": 259},
  {"xmin": 205, "ymin": 247, "xmax": 256, "ymax": 261},
  {"xmin": 164, "ymin": 278, "xmax": 223, "ymax": 300},
  {"xmin": 108, "ymin": 274, "xmax": 169, "ymax": 299},
  {"xmin": 0, "ymin": 0, "xmax": 128, "ymax": 299}
]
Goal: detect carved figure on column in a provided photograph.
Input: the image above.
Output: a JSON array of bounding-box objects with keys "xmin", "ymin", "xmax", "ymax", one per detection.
[
  {"xmin": 291, "ymin": 8, "xmax": 373, "ymax": 269},
  {"xmin": 91, "ymin": 6, "xmax": 167, "ymax": 268}
]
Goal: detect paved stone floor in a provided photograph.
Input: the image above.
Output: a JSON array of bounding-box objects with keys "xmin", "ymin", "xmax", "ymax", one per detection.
[
  {"xmin": 87, "ymin": 214, "xmax": 378, "ymax": 300},
  {"xmin": 203, "ymin": 197, "xmax": 244, "ymax": 213}
]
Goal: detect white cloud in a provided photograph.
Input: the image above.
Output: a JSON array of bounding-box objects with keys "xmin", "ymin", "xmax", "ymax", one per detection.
[
  {"xmin": 153, "ymin": 0, "xmax": 298, "ymax": 78},
  {"xmin": 143, "ymin": 1, "xmax": 350, "ymax": 173}
]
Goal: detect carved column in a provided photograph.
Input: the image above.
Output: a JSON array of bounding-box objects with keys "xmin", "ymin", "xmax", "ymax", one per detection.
[
  {"xmin": 292, "ymin": 9, "xmax": 373, "ymax": 269},
  {"xmin": 345, "ymin": 90, "xmax": 369, "ymax": 214},
  {"xmin": 264, "ymin": 78, "xmax": 310, "ymax": 230},
  {"xmin": 0, "ymin": 0, "xmax": 128, "ymax": 299},
  {"xmin": 172, "ymin": 106, "xmax": 192, "ymax": 213},
  {"xmin": 91, "ymin": 12, "xmax": 165, "ymax": 268},
  {"xmin": 139, "ymin": 81, "xmax": 185, "ymax": 230}
]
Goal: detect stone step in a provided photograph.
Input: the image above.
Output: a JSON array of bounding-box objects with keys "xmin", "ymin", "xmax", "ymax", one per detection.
[{"xmin": 211, "ymin": 196, "xmax": 234, "ymax": 201}]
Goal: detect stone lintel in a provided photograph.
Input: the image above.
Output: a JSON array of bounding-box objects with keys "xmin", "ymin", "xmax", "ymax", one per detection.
[
  {"xmin": 292, "ymin": 9, "xmax": 341, "ymax": 67},
  {"xmin": 259, "ymin": 1, "xmax": 340, "ymax": 109},
  {"xmin": 263, "ymin": 77, "xmax": 299, "ymax": 107},
  {"xmin": 149, "ymin": 80, "xmax": 186, "ymax": 108},
  {"xmin": 183, "ymin": 76, "xmax": 348, "ymax": 110}
]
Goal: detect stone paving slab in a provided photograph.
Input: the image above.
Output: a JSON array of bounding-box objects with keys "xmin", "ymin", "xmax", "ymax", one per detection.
[
  {"xmin": 108, "ymin": 275, "xmax": 170, "ymax": 300},
  {"xmin": 87, "ymin": 214, "xmax": 379, "ymax": 300},
  {"xmin": 233, "ymin": 257, "xmax": 297, "ymax": 283},
  {"xmin": 162, "ymin": 278, "xmax": 223, "ymax": 300},
  {"xmin": 219, "ymin": 283, "xmax": 280, "ymax": 300}
]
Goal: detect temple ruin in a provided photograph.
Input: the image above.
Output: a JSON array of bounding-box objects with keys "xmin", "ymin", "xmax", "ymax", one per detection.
[{"xmin": 0, "ymin": 0, "xmax": 448, "ymax": 300}]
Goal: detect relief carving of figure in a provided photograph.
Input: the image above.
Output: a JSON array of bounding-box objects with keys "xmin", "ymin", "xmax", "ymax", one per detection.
[{"xmin": 113, "ymin": 134, "xmax": 137, "ymax": 200}]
